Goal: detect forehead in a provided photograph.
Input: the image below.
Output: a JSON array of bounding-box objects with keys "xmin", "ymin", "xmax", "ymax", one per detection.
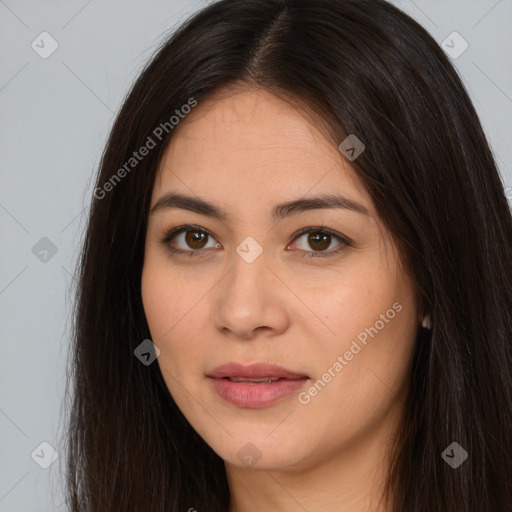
[{"xmin": 152, "ymin": 87, "xmax": 372, "ymax": 216}]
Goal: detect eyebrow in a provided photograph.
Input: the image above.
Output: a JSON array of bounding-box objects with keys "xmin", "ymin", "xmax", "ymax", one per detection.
[{"xmin": 149, "ymin": 192, "xmax": 371, "ymax": 221}]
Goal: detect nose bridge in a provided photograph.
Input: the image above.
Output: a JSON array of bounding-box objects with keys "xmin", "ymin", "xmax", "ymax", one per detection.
[
  {"xmin": 227, "ymin": 238, "xmax": 269, "ymax": 307},
  {"xmin": 212, "ymin": 237, "xmax": 287, "ymax": 338}
]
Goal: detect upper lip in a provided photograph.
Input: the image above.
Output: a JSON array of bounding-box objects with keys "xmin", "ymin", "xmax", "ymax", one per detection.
[{"xmin": 207, "ymin": 362, "xmax": 309, "ymax": 380}]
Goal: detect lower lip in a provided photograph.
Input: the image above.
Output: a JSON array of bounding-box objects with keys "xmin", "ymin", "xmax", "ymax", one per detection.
[{"xmin": 208, "ymin": 377, "xmax": 309, "ymax": 408}]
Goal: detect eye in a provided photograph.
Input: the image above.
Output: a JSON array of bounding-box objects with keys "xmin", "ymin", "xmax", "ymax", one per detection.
[
  {"xmin": 159, "ymin": 225, "xmax": 220, "ymax": 257},
  {"xmin": 159, "ymin": 225, "xmax": 350, "ymax": 258},
  {"xmin": 288, "ymin": 227, "xmax": 350, "ymax": 258}
]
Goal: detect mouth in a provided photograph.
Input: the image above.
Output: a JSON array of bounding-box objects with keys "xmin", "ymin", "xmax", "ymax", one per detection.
[
  {"xmin": 207, "ymin": 362, "xmax": 309, "ymax": 380},
  {"xmin": 222, "ymin": 376, "xmax": 293, "ymax": 383},
  {"xmin": 207, "ymin": 362, "xmax": 310, "ymax": 408}
]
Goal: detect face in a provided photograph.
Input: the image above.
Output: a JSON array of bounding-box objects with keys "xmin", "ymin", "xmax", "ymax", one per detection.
[{"xmin": 141, "ymin": 87, "xmax": 420, "ymax": 472}]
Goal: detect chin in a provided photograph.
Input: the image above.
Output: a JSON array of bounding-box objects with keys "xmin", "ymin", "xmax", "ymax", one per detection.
[{"xmin": 209, "ymin": 434, "xmax": 311, "ymax": 472}]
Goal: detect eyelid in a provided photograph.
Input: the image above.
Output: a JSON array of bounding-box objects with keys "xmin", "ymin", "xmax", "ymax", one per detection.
[
  {"xmin": 289, "ymin": 226, "xmax": 350, "ymax": 247},
  {"xmin": 159, "ymin": 224, "xmax": 351, "ymax": 258}
]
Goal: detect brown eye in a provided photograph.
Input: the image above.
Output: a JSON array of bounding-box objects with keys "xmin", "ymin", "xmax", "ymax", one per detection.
[
  {"xmin": 161, "ymin": 225, "xmax": 350, "ymax": 259},
  {"xmin": 290, "ymin": 227, "xmax": 350, "ymax": 258},
  {"xmin": 184, "ymin": 230, "xmax": 209, "ymax": 249},
  {"xmin": 307, "ymin": 232, "xmax": 331, "ymax": 251},
  {"xmin": 160, "ymin": 225, "xmax": 220, "ymax": 257}
]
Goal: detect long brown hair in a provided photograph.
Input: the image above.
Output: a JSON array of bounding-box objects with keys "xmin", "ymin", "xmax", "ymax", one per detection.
[{"xmin": 63, "ymin": 0, "xmax": 512, "ymax": 510}]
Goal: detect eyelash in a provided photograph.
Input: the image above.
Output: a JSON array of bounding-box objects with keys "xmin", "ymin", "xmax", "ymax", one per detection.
[{"xmin": 158, "ymin": 224, "xmax": 351, "ymax": 259}]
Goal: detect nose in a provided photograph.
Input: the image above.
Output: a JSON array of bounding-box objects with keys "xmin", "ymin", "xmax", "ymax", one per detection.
[{"xmin": 211, "ymin": 247, "xmax": 290, "ymax": 341}]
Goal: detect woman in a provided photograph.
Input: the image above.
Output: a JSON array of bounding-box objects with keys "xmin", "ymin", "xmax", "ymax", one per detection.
[{"xmin": 65, "ymin": 0, "xmax": 512, "ymax": 510}]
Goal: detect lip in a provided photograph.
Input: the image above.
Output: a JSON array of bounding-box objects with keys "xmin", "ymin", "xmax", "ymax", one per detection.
[
  {"xmin": 207, "ymin": 362, "xmax": 310, "ymax": 408},
  {"xmin": 207, "ymin": 362, "xmax": 309, "ymax": 380}
]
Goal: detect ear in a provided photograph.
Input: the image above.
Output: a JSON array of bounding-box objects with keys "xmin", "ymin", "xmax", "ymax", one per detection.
[{"xmin": 421, "ymin": 312, "xmax": 432, "ymax": 329}]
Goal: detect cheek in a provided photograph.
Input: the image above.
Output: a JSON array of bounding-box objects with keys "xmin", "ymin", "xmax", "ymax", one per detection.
[
  {"xmin": 305, "ymin": 262, "xmax": 398, "ymax": 342},
  {"xmin": 141, "ymin": 267, "xmax": 172, "ymax": 340},
  {"xmin": 141, "ymin": 262, "xmax": 208, "ymax": 378},
  {"xmin": 141, "ymin": 259, "xmax": 196, "ymax": 341},
  {"xmin": 303, "ymin": 264, "xmax": 416, "ymax": 404}
]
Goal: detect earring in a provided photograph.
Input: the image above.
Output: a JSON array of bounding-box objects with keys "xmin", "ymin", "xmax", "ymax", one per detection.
[{"xmin": 422, "ymin": 313, "xmax": 432, "ymax": 330}]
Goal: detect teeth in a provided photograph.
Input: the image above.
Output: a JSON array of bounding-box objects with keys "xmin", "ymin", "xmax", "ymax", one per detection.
[{"xmin": 228, "ymin": 377, "xmax": 279, "ymax": 383}]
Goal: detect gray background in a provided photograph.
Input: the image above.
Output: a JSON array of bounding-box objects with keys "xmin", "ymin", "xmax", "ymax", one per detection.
[{"xmin": 0, "ymin": 0, "xmax": 511, "ymax": 510}]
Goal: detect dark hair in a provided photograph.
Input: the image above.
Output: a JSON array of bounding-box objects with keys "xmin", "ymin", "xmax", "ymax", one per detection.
[{"xmin": 64, "ymin": 0, "xmax": 512, "ymax": 510}]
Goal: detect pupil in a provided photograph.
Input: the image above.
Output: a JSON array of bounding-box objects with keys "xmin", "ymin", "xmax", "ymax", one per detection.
[
  {"xmin": 310, "ymin": 232, "xmax": 329, "ymax": 251},
  {"xmin": 186, "ymin": 231, "xmax": 206, "ymax": 248}
]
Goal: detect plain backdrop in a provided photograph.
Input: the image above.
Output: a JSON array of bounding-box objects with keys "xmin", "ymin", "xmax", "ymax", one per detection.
[{"xmin": 0, "ymin": 0, "xmax": 511, "ymax": 510}]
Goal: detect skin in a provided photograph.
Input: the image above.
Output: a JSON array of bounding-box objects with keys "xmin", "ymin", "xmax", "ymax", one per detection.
[{"xmin": 141, "ymin": 86, "xmax": 423, "ymax": 512}]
